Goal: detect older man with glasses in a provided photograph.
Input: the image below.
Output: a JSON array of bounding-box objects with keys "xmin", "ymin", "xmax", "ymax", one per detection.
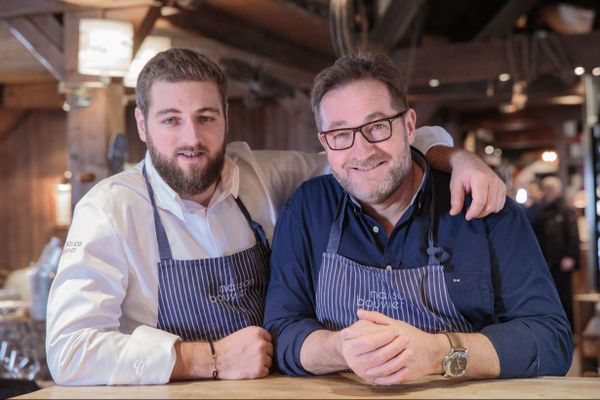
[{"xmin": 264, "ymin": 50, "xmax": 573, "ymax": 384}]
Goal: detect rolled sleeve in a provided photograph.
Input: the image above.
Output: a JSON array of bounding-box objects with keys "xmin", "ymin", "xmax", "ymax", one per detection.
[{"xmin": 481, "ymin": 321, "xmax": 539, "ymax": 377}]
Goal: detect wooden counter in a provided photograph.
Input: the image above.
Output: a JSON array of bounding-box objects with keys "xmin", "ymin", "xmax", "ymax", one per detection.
[{"xmin": 13, "ymin": 373, "xmax": 600, "ymax": 399}]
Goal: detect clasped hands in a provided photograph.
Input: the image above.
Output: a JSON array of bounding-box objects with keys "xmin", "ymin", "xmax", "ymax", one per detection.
[{"xmin": 340, "ymin": 309, "xmax": 444, "ymax": 385}]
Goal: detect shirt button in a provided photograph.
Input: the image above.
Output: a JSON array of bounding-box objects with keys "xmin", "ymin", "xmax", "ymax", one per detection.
[
  {"xmin": 386, "ymin": 265, "xmax": 393, "ymax": 271},
  {"xmin": 372, "ymin": 226, "xmax": 379, "ymax": 234}
]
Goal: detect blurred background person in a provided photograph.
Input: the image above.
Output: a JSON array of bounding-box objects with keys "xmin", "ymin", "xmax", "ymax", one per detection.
[{"xmin": 523, "ymin": 180, "xmax": 544, "ymax": 225}]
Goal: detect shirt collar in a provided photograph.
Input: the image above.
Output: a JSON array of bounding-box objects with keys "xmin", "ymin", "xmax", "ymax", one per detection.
[
  {"xmin": 143, "ymin": 151, "xmax": 239, "ymax": 220},
  {"xmin": 346, "ymin": 146, "xmax": 431, "ymax": 216}
]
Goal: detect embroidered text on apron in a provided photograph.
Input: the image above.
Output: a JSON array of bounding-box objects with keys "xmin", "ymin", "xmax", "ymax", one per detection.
[
  {"xmin": 315, "ymin": 179, "xmax": 473, "ymax": 333},
  {"xmin": 143, "ymin": 166, "xmax": 270, "ymax": 342}
]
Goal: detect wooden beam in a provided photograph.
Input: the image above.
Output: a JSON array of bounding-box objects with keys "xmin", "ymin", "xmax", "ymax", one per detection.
[
  {"xmin": 133, "ymin": 5, "xmax": 162, "ymax": 56},
  {"xmin": 0, "ymin": 0, "xmax": 81, "ymax": 19},
  {"xmin": 494, "ymin": 128, "xmax": 559, "ymax": 149},
  {"xmin": 0, "ymin": 69, "xmax": 53, "ymax": 84},
  {"xmin": 409, "ymin": 82, "xmax": 509, "ymax": 102},
  {"xmin": 5, "ymin": 16, "xmax": 65, "ymax": 81},
  {"xmin": 0, "ymin": 0, "xmax": 155, "ymax": 18},
  {"xmin": 460, "ymin": 105, "xmax": 580, "ymax": 132},
  {"xmin": 475, "ymin": 0, "xmax": 539, "ymax": 41},
  {"xmin": 60, "ymin": 0, "xmax": 155, "ymax": 7},
  {"xmin": 0, "ymin": 108, "xmax": 28, "ymax": 142},
  {"xmin": 29, "ymin": 14, "xmax": 63, "ymax": 50},
  {"xmin": 67, "ymin": 84, "xmax": 125, "ymax": 204},
  {"xmin": 394, "ymin": 31, "xmax": 600, "ymax": 86},
  {"xmin": 369, "ymin": 0, "xmax": 424, "ymax": 49},
  {"xmin": 202, "ymin": 0, "xmax": 332, "ymax": 55},
  {"xmin": 408, "ymin": 77, "xmax": 582, "ymax": 104},
  {"xmin": 165, "ymin": 6, "xmax": 334, "ymax": 74},
  {"xmin": 0, "ymin": 25, "xmax": 54, "ymax": 84},
  {"xmin": 3, "ymin": 83, "xmax": 64, "ymax": 109}
]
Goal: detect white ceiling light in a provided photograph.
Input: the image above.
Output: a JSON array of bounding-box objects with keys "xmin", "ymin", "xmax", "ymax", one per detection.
[{"xmin": 78, "ymin": 19, "xmax": 133, "ymax": 77}]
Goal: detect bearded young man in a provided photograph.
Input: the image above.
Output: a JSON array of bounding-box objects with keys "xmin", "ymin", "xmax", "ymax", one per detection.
[
  {"xmin": 46, "ymin": 48, "xmax": 506, "ymax": 386},
  {"xmin": 264, "ymin": 50, "xmax": 572, "ymax": 383}
]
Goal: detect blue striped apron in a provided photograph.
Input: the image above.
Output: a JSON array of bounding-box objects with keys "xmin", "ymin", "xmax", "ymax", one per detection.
[
  {"xmin": 315, "ymin": 182, "xmax": 473, "ymax": 333},
  {"xmin": 143, "ymin": 166, "xmax": 270, "ymax": 342}
]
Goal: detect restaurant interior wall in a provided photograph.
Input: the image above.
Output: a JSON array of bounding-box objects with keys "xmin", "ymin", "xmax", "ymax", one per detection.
[{"xmin": 0, "ymin": 111, "xmax": 67, "ymax": 283}]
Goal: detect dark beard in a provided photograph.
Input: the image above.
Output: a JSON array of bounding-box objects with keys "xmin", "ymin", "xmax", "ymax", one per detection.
[{"xmin": 147, "ymin": 135, "xmax": 226, "ymax": 197}]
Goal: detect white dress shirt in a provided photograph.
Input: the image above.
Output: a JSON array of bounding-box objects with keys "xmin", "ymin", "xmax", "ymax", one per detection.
[{"xmin": 46, "ymin": 128, "xmax": 452, "ymax": 385}]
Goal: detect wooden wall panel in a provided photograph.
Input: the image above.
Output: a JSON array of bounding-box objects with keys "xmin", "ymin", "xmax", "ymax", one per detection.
[
  {"xmin": 227, "ymin": 95, "xmax": 321, "ymax": 152},
  {"xmin": 0, "ymin": 110, "xmax": 67, "ymax": 276}
]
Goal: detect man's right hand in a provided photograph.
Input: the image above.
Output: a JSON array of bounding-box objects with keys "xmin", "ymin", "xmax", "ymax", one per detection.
[
  {"xmin": 214, "ymin": 326, "xmax": 273, "ymax": 379},
  {"xmin": 340, "ymin": 318, "xmax": 402, "ymax": 384}
]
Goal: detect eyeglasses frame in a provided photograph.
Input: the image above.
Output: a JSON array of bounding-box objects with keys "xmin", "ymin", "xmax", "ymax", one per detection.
[{"xmin": 318, "ymin": 111, "xmax": 406, "ymax": 151}]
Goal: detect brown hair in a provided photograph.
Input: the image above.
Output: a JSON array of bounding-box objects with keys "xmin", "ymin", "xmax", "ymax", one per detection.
[
  {"xmin": 136, "ymin": 48, "xmax": 228, "ymax": 118},
  {"xmin": 311, "ymin": 48, "xmax": 408, "ymax": 130}
]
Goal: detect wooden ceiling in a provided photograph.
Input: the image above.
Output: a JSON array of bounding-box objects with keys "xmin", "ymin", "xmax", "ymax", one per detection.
[{"xmin": 1, "ymin": 0, "xmax": 599, "ymax": 149}]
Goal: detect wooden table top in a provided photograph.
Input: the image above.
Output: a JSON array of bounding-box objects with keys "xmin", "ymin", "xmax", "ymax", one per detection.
[{"xmin": 13, "ymin": 373, "xmax": 600, "ymax": 399}]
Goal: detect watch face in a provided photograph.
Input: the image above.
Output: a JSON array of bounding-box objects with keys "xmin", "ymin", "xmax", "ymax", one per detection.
[{"xmin": 446, "ymin": 351, "xmax": 468, "ymax": 377}]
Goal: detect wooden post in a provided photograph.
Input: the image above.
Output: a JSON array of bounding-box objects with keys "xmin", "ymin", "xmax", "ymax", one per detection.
[{"xmin": 66, "ymin": 84, "xmax": 125, "ymax": 203}]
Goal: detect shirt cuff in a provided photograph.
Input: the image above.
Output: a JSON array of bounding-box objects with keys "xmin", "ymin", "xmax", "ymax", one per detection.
[
  {"xmin": 413, "ymin": 126, "xmax": 454, "ymax": 154},
  {"xmin": 109, "ymin": 325, "xmax": 181, "ymax": 385}
]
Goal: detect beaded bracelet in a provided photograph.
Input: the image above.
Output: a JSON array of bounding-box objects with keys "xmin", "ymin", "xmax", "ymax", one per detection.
[{"xmin": 208, "ymin": 339, "xmax": 218, "ymax": 380}]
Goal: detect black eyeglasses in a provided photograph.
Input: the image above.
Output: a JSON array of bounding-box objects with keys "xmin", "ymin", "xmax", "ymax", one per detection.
[{"xmin": 318, "ymin": 111, "xmax": 406, "ymax": 151}]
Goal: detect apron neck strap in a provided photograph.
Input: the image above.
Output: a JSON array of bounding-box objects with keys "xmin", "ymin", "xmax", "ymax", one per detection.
[
  {"xmin": 142, "ymin": 164, "xmax": 173, "ymax": 261},
  {"xmin": 233, "ymin": 196, "xmax": 270, "ymax": 252},
  {"xmin": 326, "ymin": 194, "xmax": 349, "ymax": 254}
]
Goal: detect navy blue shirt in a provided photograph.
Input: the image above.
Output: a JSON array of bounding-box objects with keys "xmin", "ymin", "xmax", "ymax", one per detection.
[{"xmin": 264, "ymin": 149, "xmax": 573, "ymax": 379}]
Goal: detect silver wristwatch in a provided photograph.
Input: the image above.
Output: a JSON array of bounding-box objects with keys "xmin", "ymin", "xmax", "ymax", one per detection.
[{"xmin": 442, "ymin": 332, "xmax": 468, "ymax": 378}]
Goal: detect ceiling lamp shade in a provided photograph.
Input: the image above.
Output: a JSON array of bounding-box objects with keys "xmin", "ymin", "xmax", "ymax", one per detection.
[
  {"xmin": 78, "ymin": 18, "xmax": 133, "ymax": 77},
  {"xmin": 124, "ymin": 36, "xmax": 172, "ymax": 88}
]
